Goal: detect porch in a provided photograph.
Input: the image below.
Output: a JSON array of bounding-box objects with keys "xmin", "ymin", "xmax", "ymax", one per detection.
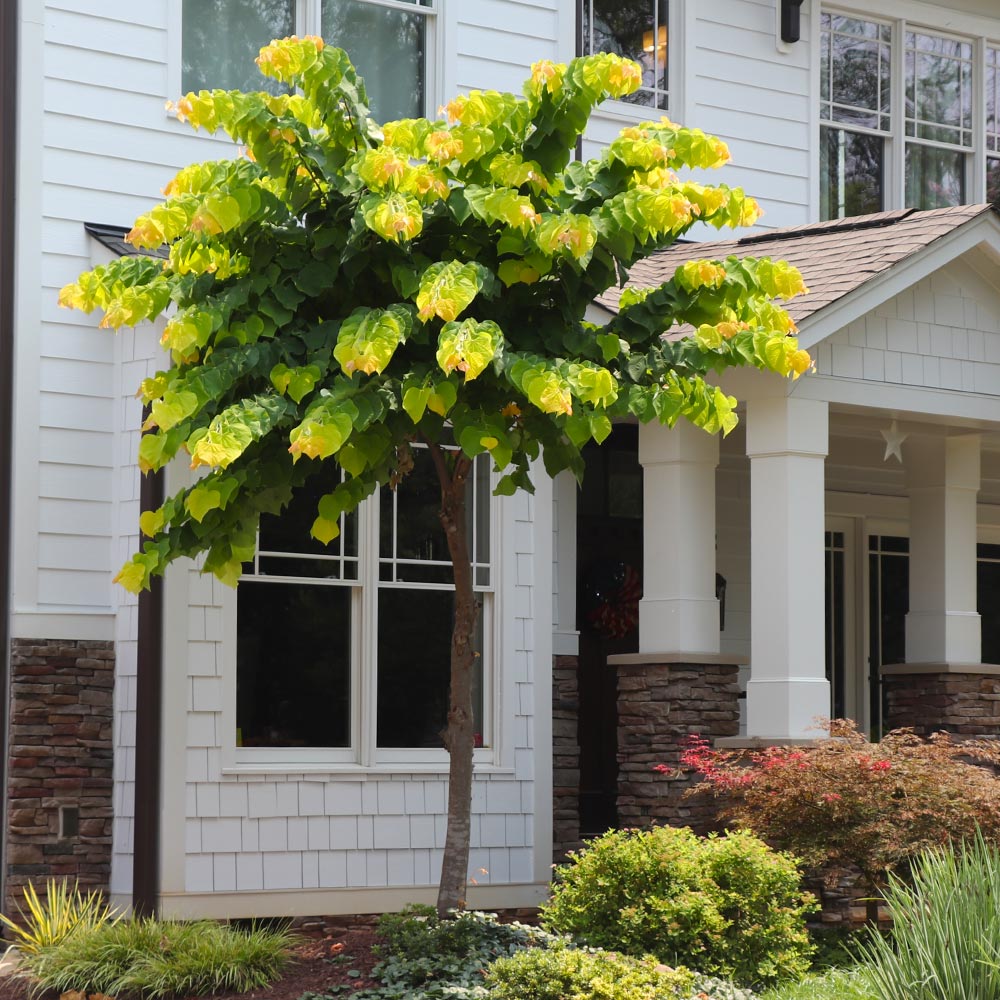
[{"xmin": 553, "ymin": 204, "xmax": 1000, "ymax": 849}]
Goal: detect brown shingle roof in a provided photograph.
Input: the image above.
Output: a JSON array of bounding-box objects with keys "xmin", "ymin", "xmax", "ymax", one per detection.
[{"xmin": 597, "ymin": 204, "xmax": 996, "ymax": 328}]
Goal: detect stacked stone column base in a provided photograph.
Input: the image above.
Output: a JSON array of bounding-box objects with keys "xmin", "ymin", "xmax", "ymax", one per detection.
[
  {"xmin": 611, "ymin": 654, "xmax": 741, "ymax": 832},
  {"xmin": 552, "ymin": 655, "xmax": 581, "ymax": 860},
  {"xmin": 882, "ymin": 663, "xmax": 1000, "ymax": 736},
  {"xmin": 6, "ymin": 639, "xmax": 115, "ymax": 914}
]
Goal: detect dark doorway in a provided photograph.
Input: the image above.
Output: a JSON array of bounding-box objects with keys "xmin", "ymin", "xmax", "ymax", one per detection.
[{"xmin": 576, "ymin": 426, "xmax": 642, "ymax": 837}]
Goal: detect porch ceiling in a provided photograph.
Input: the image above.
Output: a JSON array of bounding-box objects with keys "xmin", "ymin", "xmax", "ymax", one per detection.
[{"xmin": 719, "ymin": 414, "xmax": 1000, "ymax": 507}]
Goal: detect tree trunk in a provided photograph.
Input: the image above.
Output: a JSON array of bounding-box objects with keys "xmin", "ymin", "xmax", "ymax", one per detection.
[{"xmin": 428, "ymin": 443, "xmax": 478, "ymax": 915}]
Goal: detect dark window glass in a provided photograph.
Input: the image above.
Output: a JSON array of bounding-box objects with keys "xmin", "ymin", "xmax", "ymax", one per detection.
[
  {"xmin": 821, "ymin": 127, "xmax": 885, "ymax": 220},
  {"xmin": 237, "ymin": 581, "xmax": 351, "ymax": 747},
  {"xmin": 182, "ymin": 0, "xmax": 295, "ymax": 95},
  {"xmin": 825, "ymin": 543, "xmax": 846, "ymax": 719},
  {"xmin": 980, "ymin": 557, "xmax": 1000, "ymax": 665},
  {"xmin": 322, "ymin": 0, "xmax": 426, "ymax": 121},
  {"xmin": 989, "ymin": 159, "xmax": 1000, "ymax": 211},
  {"xmin": 868, "ymin": 543, "xmax": 909, "ymax": 738},
  {"xmin": 905, "ymin": 144, "xmax": 967, "ymax": 209},
  {"xmin": 583, "ymin": 0, "xmax": 669, "ymax": 110},
  {"xmin": 989, "ymin": 48, "xmax": 999, "ymax": 153},
  {"xmin": 820, "ymin": 14, "xmax": 891, "ymax": 131},
  {"xmin": 376, "ymin": 588, "xmax": 483, "ymax": 747}
]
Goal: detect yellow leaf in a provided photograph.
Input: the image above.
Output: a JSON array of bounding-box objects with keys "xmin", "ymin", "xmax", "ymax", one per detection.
[
  {"xmin": 139, "ymin": 509, "xmax": 165, "ymax": 538},
  {"xmin": 311, "ymin": 515, "xmax": 341, "ymax": 545}
]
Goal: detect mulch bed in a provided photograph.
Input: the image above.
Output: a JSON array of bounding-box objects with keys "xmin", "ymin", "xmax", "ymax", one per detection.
[{"xmin": 0, "ymin": 928, "xmax": 384, "ymax": 1000}]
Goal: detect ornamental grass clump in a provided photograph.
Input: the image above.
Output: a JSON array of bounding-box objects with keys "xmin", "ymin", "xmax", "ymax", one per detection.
[
  {"xmin": 540, "ymin": 825, "xmax": 816, "ymax": 988},
  {"xmin": 676, "ymin": 720, "xmax": 1000, "ymax": 901},
  {"xmin": 22, "ymin": 917, "xmax": 293, "ymax": 998},
  {"xmin": 856, "ymin": 832, "xmax": 1000, "ymax": 1000},
  {"xmin": 0, "ymin": 879, "xmax": 117, "ymax": 956}
]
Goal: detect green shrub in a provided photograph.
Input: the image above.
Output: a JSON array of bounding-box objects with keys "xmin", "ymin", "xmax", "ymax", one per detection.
[
  {"xmin": 347, "ymin": 907, "xmax": 555, "ymax": 999},
  {"xmin": 760, "ymin": 966, "xmax": 878, "ymax": 1000},
  {"xmin": 23, "ymin": 917, "xmax": 292, "ymax": 997},
  {"xmin": 856, "ymin": 832, "xmax": 1000, "ymax": 1000},
  {"xmin": 0, "ymin": 879, "xmax": 117, "ymax": 956},
  {"xmin": 486, "ymin": 944, "xmax": 695, "ymax": 1000},
  {"xmin": 487, "ymin": 944, "xmax": 763, "ymax": 1000},
  {"xmin": 541, "ymin": 826, "xmax": 816, "ymax": 987}
]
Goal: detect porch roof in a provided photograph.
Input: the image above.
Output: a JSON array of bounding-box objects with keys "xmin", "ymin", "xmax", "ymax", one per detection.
[{"xmin": 598, "ymin": 203, "xmax": 997, "ymax": 328}]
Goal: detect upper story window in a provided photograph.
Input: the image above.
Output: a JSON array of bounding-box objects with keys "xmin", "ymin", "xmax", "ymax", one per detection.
[
  {"xmin": 181, "ymin": 0, "xmax": 433, "ymax": 122},
  {"xmin": 235, "ymin": 448, "xmax": 493, "ymax": 763},
  {"xmin": 820, "ymin": 10, "xmax": 1000, "ymax": 220},
  {"xmin": 582, "ymin": 0, "xmax": 670, "ymax": 110},
  {"xmin": 820, "ymin": 14, "xmax": 891, "ymax": 219},
  {"xmin": 988, "ymin": 46, "xmax": 1000, "ymax": 206}
]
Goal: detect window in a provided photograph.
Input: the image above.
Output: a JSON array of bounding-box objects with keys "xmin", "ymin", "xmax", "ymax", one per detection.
[
  {"xmin": 820, "ymin": 11, "xmax": 1000, "ymax": 220},
  {"xmin": 235, "ymin": 447, "xmax": 494, "ymax": 763},
  {"xmin": 582, "ymin": 0, "xmax": 670, "ymax": 111},
  {"xmin": 988, "ymin": 47, "xmax": 1000, "ymax": 208},
  {"xmin": 820, "ymin": 14, "xmax": 891, "ymax": 219},
  {"xmin": 180, "ymin": 0, "xmax": 434, "ymax": 122},
  {"xmin": 904, "ymin": 30, "xmax": 972, "ymax": 209}
]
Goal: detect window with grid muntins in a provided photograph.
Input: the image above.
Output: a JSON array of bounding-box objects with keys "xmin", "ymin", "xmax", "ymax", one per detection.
[
  {"xmin": 181, "ymin": 0, "xmax": 433, "ymax": 122},
  {"xmin": 820, "ymin": 9, "xmax": 1000, "ymax": 219}
]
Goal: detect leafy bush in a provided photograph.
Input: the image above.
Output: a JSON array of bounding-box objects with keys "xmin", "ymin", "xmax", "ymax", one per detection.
[
  {"xmin": 346, "ymin": 906, "xmax": 556, "ymax": 1000},
  {"xmin": 760, "ymin": 966, "xmax": 877, "ymax": 1000},
  {"xmin": 23, "ymin": 917, "xmax": 292, "ymax": 997},
  {"xmin": 679, "ymin": 720, "xmax": 1000, "ymax": 895},
  {"xmin": 486, "ymin": 943, "xmax": 695, "ymax": 1000},
  {"xmin": 541, "ymin": 826, "xmax": 816, "ymax": 987},
  {"xmin": 856, "ymin": 832, "xmax": 1000, "ymax": 1000},
  {"xmin": 0, "ymin": 879, "xmax": 117, "ymax": 956}
]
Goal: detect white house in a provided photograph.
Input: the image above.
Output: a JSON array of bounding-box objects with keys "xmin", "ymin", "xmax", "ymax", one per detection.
[{"xmin": 1, "ymin": 0, "xmax": 999, "ymax": 919}]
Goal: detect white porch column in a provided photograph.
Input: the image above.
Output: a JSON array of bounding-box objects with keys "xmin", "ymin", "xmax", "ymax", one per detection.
[
  {"xmin": 745, "ymin": 396, "xmax": 830, "ymax": 739},
  {"xmin": 904, "ymin": 435, "xmax": 981, "ymax": 665},
  {"xmin": 637, "ymin": 420, "xmax": 720, "ymax": 655}
]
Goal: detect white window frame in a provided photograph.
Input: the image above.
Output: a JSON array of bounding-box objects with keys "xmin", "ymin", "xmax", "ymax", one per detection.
[
  {"xmin": 219, "ymin": 458, "xmax": 505, "ymax": 775},
  {"xmin": 167, "ymin": 0, "xmax": 440, "ymax": 123},
  {"xmin": 820, "ymin": 3, "xmax": 1000, "ymax": 215},
  {"xmin": 580, "ymin": 0, "xmax": 684, "ymax": 124}
]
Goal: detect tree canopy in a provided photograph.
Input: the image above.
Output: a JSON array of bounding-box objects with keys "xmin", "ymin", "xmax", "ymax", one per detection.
[{"xmin": 60, "ymin": 37, "xmax": 809, "ymax": 596}]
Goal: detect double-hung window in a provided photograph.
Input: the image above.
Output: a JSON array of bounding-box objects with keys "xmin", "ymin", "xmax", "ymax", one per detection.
[
  {"xmin": 581, "ymin": 0, "xmax": 671, "ymax": 111},
  {"xmin": 820, "ymin": 14, "xmax": 891, "ymax": 219},
  {"xmin": 180, "ymin": 0, "xmax": 434, "ymax": 122},
  {"xmin": 234, "ymin": 447, "xmax": 494, "ymax": 765},
  {"xmin": 820, "ymin": 10, "xmax": 1000, "ymax": 219}
]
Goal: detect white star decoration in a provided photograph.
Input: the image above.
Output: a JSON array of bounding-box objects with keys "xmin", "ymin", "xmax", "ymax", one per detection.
[{"xmin": 880, "ymin": 419, "xmax": 908, "ymax": 464}]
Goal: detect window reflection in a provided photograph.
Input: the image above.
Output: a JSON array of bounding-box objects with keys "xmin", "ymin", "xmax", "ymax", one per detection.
[
  {"xmin": 583, "ymin": 0, "xmax": 669, "ymax": 110},
  {"xmin": 182, "ymin": 0, "xmax": 295, "ymax": 95}
]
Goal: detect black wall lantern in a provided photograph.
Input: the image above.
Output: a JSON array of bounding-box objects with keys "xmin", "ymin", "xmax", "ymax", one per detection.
[
  {"xmin": 716, "ymin": 573, "xmax": 727, "ymax": 631},
  {"xmin": 781, "ymin": 0, "xmax": 805, "ymax": 43}
]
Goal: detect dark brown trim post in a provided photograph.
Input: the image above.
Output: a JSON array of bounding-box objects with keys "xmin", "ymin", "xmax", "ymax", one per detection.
[
  {"xmin": 132, "ymin": 427, "xmax": 164, "ymax": 916},
  {"xmin": 0, "ymin": 0, "xmax": 18, "ymax": 914}
]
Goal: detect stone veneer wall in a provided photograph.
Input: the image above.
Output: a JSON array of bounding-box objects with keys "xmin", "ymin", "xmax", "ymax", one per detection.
[
  {"xmin": 883, "ymin": 667, "xmax": 1000, "ymax": 736},
  {"xmin": 6, "ymin": 639, "xmax": 115, "ymax": 913},
  {"xmin": 615, "ymin": 659, "xmax": 740, "ymax": 831},
  {"xmin": 552, "ymin": 655, "xmax": 581, "ymax": 860}
]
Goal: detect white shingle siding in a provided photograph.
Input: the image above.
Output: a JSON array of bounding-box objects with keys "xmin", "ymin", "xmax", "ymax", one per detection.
[{"xmin": 816, "ymin": 264, "xmax": 1000, "ymax": 395}]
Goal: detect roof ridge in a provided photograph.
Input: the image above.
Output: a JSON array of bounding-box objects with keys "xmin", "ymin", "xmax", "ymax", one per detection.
[{"xmin": 735, "ymin": 208, "xmax": 917, "ymax": 247}]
